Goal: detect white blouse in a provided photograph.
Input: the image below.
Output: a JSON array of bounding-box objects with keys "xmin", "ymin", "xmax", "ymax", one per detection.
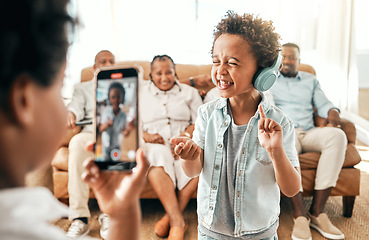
[{"xmin": 140, "ymin": 80, "xmax": 203, "ymax": 144}]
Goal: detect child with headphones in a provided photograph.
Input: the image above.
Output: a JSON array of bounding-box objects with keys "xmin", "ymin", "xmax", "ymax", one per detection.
[{"xmin": 171, "ymin": 11, "xmax": 301, "ymax": 239}]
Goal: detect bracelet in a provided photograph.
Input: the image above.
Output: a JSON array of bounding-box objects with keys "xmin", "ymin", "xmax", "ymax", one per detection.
[
  {"xmin": 189, "ymin": 77, "xmax": 195, "ymax": 87},
  {"xmin": 182, "ymin": 132, "xmax": 191, "ymax": 138}
]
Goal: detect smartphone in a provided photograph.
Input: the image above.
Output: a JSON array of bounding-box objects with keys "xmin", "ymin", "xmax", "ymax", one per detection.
[
  {"xmin": 75, "ymin": 119, "xmax": 93, "ymax": 126},
  {"xmin": 93, "ymin": 66, "xmax": 140, "ymax": 171}
]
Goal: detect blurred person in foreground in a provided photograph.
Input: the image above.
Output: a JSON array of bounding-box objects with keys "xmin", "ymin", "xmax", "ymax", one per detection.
[{"xmin": 0, "ymin": 0, "xmax": 149, "ymax": 240}]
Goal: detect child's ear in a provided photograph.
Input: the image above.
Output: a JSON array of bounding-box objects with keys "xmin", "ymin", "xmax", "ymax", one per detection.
[{"xmin": 8, "ymin": 74, "xmax": 36, "ymax": 128}]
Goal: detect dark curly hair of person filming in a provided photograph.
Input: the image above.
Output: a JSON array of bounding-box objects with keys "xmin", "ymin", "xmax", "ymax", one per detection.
[{"xmin": 0, "ymin": 0, "xmax": 74, "ymax": 110}]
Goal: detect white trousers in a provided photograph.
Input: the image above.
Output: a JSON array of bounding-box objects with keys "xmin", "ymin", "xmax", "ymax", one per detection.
[
  {"xmin": 67, "ymin": 131, "xmax": 94, "ymax": 220},
  {"xmin": 145, "ymin": 143, "xmax": 191, "ymax": 191},
  {"xmin": 295, "ymin": 127, "xmax": 347, "ymax": 190}
]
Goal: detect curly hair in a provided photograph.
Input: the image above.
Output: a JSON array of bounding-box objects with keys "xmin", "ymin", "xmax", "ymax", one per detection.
[
  {"xmin": 212, "ymin": 11, "xmax": 281, "ymax": 69},
  {"xmin": 0, "ymin": 0, "xmax": 75, "ymax": 109}
]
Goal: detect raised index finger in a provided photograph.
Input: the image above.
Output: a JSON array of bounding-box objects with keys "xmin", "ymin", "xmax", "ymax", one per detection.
[
  {"xmin": 258, "ymin": 105, "xmax": 266, "ymax": 119},
  {"xmin": 170, "ymin": 136, "xmax": 190, "ymax": 145}
]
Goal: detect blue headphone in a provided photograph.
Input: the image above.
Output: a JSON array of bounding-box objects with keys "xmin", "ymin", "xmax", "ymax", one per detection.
[{"xmin": 211, "ymin": 54, "xmax": 282, "ymax": 92}]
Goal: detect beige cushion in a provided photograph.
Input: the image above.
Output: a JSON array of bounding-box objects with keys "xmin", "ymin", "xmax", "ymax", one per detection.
[
  {"xmin": 52, "ymin": 170, "xmax": 69, "ymax": 199},
  {"xmin": 81, "ymin": 61, "xmax": 213, "ymax": 91}
]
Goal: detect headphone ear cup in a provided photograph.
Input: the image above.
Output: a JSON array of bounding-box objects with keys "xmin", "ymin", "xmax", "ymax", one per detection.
[
  {"xmin": 253, "ymin": 69, "xmax": 277, "ymax": 92},
  {"xmin": 252, "ymin": 54, "xmax": 282, "ymax": 92}
]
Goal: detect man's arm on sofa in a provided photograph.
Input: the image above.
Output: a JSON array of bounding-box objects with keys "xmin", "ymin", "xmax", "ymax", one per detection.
[{"xmin": 179, "ymin": 74, "xmax": 213, "ymax": 90}]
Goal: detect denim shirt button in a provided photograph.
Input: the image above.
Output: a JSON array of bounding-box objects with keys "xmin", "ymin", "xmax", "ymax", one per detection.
[
  {"xmin": 212, "ymin": 185, "xmax": 217, "ymax": 190},
  {"xmin": 214, "ymin": 165, "xmax": 219, "ymax": 170},
  {"xmin": 209, "ymin": 206, "xmax": 213, "ymax": 210},
  {"xmin": 217, "ymin": 143, "xmax": 222, "ymax": 148},
  {"xmin": 223, "ymin": 122, "xmax": 227, "ymax": 126}
]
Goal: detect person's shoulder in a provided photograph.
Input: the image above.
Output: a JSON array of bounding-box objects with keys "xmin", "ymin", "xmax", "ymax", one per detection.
[
  {"xmin": 139, "ymin": 80, "xmax": 154, "ymax": 96},
  {"xmin": 204, "ymin": 87, "xmax": 219, "ymax": 103},
  {"xmin": 102, "ymin": 105, "xmax": 113, "ymax": 114},
  {"xmin": 0, "ymin": 187, "xmax": 73, "ymax": 240},
  {"xmin": 140, "ymin": 79, "xmax": 151, "ymax": 87},
  {"xmin": 74, "ymin": 80, "xmax": 95, "ymax": 91},
  {"xmin": 178, "ymin": 82, "xmax": 198, "ymax": 93},
  {"xmin": 298, "ymin": 71, "xmax": 317, "ymax": 81},
  {"xmin": 200, "ymin": 97, "xmax": 225, "ymax": 113},
  {"xmin": 267, "ymin": 104, "xmax": 294, "ymax": 128},
  {"xmin": 194, "ymin": 98, "xmax": 222, "ymax": 123}
]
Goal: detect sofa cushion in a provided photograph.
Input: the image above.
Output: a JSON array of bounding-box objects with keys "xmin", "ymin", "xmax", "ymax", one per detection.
[
  {"xmin": 81, "ymin": 61, "xmax": 213, "ymax": 91},
  {"xmin": 52, "ymin": 170, "xmax": 69, "ymax": 199},
  {"xmin": 301, "ymin": 168, "xmax": 360, "ymax": 196}
]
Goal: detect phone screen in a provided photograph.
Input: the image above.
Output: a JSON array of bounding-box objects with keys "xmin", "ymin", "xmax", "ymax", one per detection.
[{"xmin": 94, "ymin": 67, "xmax": 139, "ymax": 171}]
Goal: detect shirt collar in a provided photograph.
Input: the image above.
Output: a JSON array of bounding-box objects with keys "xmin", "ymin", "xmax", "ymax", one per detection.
[
  {"xmin": 277, "ymin": 71, "xmax": 302, "ymax": 81},
  {"xmin": 258, "ymin": 92, "xmax": 272, "ymax": 118},
  {"xmin": 149, "ymin": 80, "xmax": 182, "ymax": 95},
  {"xmin": 214, "ymin": 92, "xmax": 272, "ymax": 118},
  {"xmin": 215, "ymin": 97, "xmax": 228, "ymax": 110}
]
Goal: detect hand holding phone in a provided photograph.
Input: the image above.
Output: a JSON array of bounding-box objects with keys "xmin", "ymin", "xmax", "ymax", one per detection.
[{"xmin": 67, "ymin": 111, "xmax": 77, "ymax": 128}]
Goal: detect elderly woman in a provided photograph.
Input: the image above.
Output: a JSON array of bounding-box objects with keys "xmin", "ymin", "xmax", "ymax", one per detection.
[{"xmin": 141, "ymin": 55, "xmax": 202, "ymax": 240}]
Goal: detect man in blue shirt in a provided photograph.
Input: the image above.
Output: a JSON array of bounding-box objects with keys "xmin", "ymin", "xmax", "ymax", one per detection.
[{"xmin": 270, "ymin": 43, "xmax": 347, "ymax": 240}]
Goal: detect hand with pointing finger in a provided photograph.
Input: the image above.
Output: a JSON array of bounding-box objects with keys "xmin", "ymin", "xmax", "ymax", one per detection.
[
  {"xmin": 257, "ymin": 105, "xmax": 283, "ymax": 152},
  {"xmin": 170, "ymin": 137, "xmax": 201, "ymax": 161}
]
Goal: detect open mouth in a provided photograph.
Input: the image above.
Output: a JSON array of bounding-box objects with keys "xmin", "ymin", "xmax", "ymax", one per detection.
[{"xmin": 218, "ymin": 80, "xmax": 234, "ymax": 90}]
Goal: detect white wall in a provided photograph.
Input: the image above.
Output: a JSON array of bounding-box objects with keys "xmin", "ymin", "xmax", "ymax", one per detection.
[{"xmin": 357, "ymin": 51, "xmax": 369, "ymax": 89}]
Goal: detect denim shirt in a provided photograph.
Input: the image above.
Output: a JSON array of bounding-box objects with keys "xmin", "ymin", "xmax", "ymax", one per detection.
[
  {"xmin": 192, "ymin": 94, "xmax": 299, "ymax": 237},
  {"xmin": 269, "ymin": 72, "xmax": 338, "ymax": 131}
]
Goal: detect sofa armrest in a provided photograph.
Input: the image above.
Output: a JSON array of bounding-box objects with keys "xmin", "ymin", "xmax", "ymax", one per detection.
[
  {"xmin": 314, "ymin": 113, "xmax": 356, "ymax": 144},
  {"xmin": 341, "ymin": 118, "xmax": 356, "ymax": 144}
]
